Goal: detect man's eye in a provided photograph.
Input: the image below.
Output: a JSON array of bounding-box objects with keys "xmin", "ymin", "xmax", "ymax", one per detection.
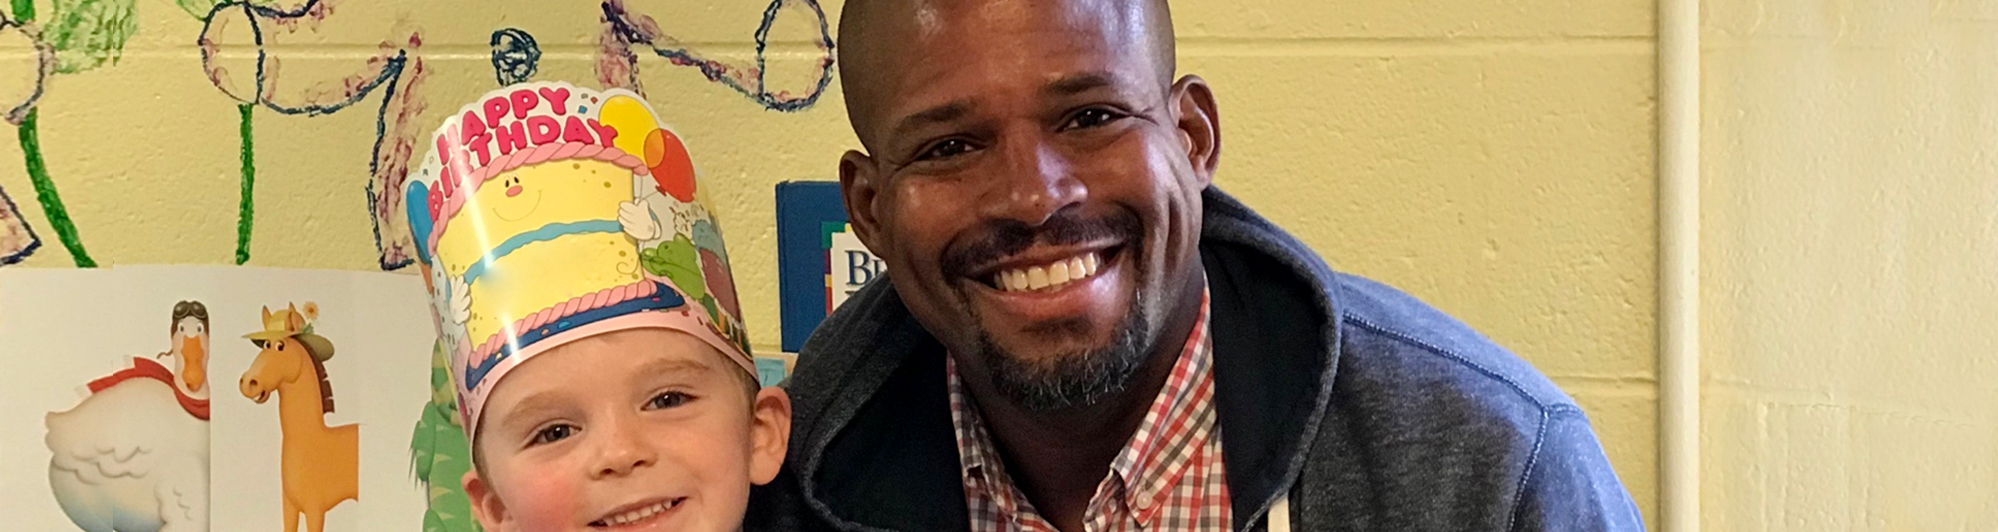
[
  {"xmin": 1063, "ymin": 108, "xmax": 1126, "ymax": 130},
  {"xmin": 531, "ymin": 424, "xmax": 576, "ymax": 445},
  {"xmin": 917, "ymin": 139, "xmax": 975, "ymax": 161},
  {"xmin": 647, "ymin": 391, "xmax": 692, "ymax": 410}
]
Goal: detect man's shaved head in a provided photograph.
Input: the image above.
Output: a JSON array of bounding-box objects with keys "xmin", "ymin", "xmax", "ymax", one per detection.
[{"xmin": 835, "ymin": 0, "xmax": 1178, "ymax": 149}]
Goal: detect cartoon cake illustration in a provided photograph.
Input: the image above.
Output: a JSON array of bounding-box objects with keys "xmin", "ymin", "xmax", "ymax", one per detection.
[
  {"xmin": 427, "ymin": 142, "xmax": 654, "ymax": 355},
  {"xmin": 404, "ymin": 81, "xmax": 750, "ymax": 436}
]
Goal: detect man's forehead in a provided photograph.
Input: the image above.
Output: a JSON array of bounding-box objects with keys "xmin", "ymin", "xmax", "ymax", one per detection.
[
  {"xmin": 849, "ymin": 0, "xmax": 1144, "ymax": 63},
  {"xmin": 841, "ymin": 0, "xmax": 1161, "ymax": 136}
]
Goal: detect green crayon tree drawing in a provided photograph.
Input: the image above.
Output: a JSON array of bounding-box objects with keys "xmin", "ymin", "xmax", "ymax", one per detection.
[
  {"xmin": 2, "ymin": 0, "xmax": 261, "ymax": 267},
  {"xmin": 4, "ymin": 0, "xmax": 120, "ymax": 267}
]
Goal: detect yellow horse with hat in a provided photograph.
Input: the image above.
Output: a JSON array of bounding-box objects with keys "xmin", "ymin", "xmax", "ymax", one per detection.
[{"xmin": 239, "ymin": 303, "xmax": 359, "ymax": 532}]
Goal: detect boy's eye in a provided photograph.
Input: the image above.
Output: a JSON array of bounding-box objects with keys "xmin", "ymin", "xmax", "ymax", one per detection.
[
  {"xmin": 1062, "ymin": 108, "xmax": 1126, "ymax": 131},
  {"xmin": 647, "ymin": 391, "xmax": 692, "ymax": 410},
  {"xmin": 531, "ymin": 424, "xmax": 576, "ymax": 445}
]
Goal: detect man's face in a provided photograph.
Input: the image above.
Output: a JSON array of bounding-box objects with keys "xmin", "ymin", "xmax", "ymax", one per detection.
[{"xmin": 842, "ymin": 0, "xmax": 1217, "ymax": 410}]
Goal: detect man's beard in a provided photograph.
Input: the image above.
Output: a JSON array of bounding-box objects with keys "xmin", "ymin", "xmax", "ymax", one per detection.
[
  {"xmin": 965, "ymin": 290, "xmax": 1155, "ymax": 412},
  {"xmin": 940, "ymin": 207, "xmax": 1156, "ymax": 411}
]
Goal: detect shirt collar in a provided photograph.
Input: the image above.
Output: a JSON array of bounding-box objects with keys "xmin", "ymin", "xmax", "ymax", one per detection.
[{"xmin": 1110, "ymin": 286, "xmax": 1215, "ymax": 518}]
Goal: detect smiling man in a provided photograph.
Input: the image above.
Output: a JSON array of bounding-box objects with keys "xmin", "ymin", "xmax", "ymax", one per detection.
[{"xmin": 748, "ymin": 0, "xmax": 1646, "ymax": 530}]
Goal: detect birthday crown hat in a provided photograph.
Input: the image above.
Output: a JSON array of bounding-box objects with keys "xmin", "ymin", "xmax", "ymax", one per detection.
[{"xmin": 401, "ymin": 81, "xmax": 752, "ymax": 439}]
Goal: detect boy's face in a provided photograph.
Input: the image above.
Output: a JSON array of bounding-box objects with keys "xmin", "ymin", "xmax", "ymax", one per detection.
[{"xmin": 464, "ymin": 328, "xmax": 789, "ymax": 532}]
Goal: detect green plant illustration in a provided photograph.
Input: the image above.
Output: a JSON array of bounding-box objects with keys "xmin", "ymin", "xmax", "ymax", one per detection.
[{"xmin": 410, "ymin": 338, "xmax": 483, "ymax": 532}]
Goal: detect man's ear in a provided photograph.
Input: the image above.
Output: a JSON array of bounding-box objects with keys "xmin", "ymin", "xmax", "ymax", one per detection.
[
  {"xmin": 1170, "ymin": 75, "xmax": 1221, "ymax": 188},
  {"xmin": 747, "ymin": 386, "xmax": 794, "ymax": 485},
  {"xmin": 464, "ymin": 470, "xmax": 510, "ymax": 532},
  {"xmin": 839, "ymin": 150, "xmax": 888, "ymax": 255}
]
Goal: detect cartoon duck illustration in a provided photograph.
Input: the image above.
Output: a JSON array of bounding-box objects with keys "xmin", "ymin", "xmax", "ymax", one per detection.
[
  {"xmin": 45, "ymin": 302, "xmax": 212, "ymax": 532},
  {"xmin": 166, "ymin": 304, "xmax": 212, "ymax": 401}
]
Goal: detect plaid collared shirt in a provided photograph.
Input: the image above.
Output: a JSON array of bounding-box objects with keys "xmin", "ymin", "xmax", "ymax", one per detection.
[{"xmin": 947, "ymin": 288, "xmax": 1230, "ymax": 531}]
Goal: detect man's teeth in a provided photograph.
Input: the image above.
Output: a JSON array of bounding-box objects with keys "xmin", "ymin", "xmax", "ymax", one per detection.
[
  {"xmin": 993, "ymin": 253, "xmax": 1102, "ymax": 293},
  {"xmin": 600, "ymin": 500, "xmax": 676, "ymax": 526}
]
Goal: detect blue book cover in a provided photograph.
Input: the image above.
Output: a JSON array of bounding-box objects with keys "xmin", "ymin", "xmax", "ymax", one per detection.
[{"xmin": 775, "ymin": 181, "xmax": 885, "ymax": 354}]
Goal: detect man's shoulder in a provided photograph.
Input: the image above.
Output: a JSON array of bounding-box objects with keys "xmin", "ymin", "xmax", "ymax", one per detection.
[
  {"xmin": 1330, "ymin": 272, "xmax": 1579, "ymax": 422},
  {"xmin": 1292, "ymin": 275, "xmax": 1643, "ymax": 530}
]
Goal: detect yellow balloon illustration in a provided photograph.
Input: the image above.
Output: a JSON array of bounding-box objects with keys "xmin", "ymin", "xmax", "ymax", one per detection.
[{"xmin": 596, "ymin": 95, "xmax": 661, "ymax": 159}]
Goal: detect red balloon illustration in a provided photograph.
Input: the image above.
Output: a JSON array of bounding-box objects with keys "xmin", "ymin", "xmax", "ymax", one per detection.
[{"xmin": 645, "ymin": 129, "xmax": 698, "ymax": 202}]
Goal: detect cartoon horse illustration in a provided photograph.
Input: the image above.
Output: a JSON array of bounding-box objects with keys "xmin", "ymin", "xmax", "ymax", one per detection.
[{"xmin": 239, "ymin": 303, "xmax": 358, "ymax": 532}]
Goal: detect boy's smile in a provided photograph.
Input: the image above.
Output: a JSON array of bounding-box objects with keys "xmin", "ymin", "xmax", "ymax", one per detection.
[{"xmin": 589, "ymin": 496, "xmax": 685, "ymax": 529}]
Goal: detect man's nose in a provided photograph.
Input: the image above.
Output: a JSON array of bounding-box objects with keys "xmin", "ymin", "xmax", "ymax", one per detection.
[
  {"xmin": 982, "ymin": 138, "xmax": 1086, "ymax": 226},
  {"xmin": 588, "ymin": 418, "xmax": 658, "ymax": 479}
]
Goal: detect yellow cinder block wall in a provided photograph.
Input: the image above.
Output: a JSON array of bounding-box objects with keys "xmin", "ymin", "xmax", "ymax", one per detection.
[
  {"xmin": 0, "ymin": 0, "xmax": 1659, "ymax": 526},
  {"xmin": 1702, "ymin": 0, "xmax": 1998, "ymax": 529},
  {"xmin": 1175, "ymin": 0, "xmax": 1658, "ymax": 525}
]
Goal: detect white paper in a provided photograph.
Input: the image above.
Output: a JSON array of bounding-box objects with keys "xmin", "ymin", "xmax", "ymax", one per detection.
[{"xmin": 0, "ymin": 266, "xmax": 440, "ymax": 532}]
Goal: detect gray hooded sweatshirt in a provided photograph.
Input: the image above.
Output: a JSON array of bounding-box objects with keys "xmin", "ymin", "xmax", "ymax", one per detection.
[{"xmin": 746, "ymin": 188, "xmax": 1645, "ymax": 531}]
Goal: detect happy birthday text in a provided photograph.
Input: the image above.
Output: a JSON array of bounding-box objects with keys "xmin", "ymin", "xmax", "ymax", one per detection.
[{"xmin": 432, "ymin": 87, "xmax": 620, "ymax": 199}]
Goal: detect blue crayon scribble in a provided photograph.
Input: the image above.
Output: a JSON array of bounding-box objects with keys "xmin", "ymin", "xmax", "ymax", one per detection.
[
  {"xmin": 599, "ymin": 0, "xmax": 835, "ymax": 112},
  {"xmin": 491, "ymin": 28, "xmax": 540, "ymax": 86}
]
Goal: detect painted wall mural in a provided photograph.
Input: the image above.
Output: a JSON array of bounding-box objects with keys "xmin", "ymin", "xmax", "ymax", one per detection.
[
  {"xmin": 0, "ymin": 0, "xmax": 836, "ymax": 270},
  {"xmin": 2, "ymin": 0, "xmax": 276, "ymax": 268}
]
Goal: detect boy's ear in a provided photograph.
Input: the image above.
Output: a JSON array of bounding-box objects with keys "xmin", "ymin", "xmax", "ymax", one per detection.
[
  {"xmin": 747, "ymin": 386, "xmax": 793, "ymax": 485},
  {"xmin": 464, "ymin": 470, "xmax": 511, "ymax": 531}
]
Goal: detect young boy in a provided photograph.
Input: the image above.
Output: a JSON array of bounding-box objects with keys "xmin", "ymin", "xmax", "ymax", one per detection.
[
  {"xmin": 464, "ymin": 327, "xmax": 788, "ymax": 532},
  {"xmin": 402, "ymin": 81, "xmax": 788, "ymax": 532}
]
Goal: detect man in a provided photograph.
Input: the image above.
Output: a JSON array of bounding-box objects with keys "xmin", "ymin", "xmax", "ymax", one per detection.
[{"xmin": 748, "ymin": 0, "xmax": 1645, "ymax": 529}]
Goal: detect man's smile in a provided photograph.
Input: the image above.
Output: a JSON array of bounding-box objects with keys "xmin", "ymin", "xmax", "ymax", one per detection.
[
  {"xmin": 964, "ymin": 243, "xmax": 1121, "ymax": 293},
  {"xmin": 959, "ymin": 243, "xmax": 1131, "ymax": 326}
]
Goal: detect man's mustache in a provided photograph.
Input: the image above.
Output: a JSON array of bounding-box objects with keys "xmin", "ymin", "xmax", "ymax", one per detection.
[{"xmin": 942, "ymin": 208, "xmax": 1142, "ymax": 277}]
